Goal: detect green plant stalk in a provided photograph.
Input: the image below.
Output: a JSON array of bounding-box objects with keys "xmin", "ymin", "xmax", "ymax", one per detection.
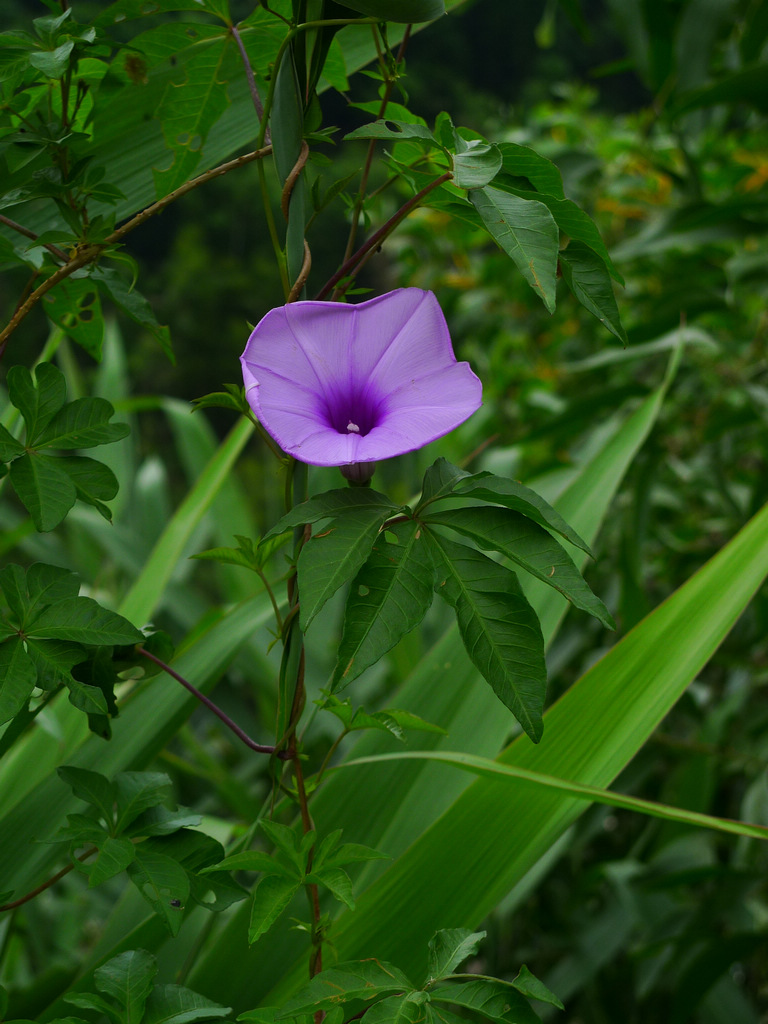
[
  {"xmin": 254, "ymin": 18, "xmax": 379, "ymax": 150},
  {"xmin": 341, "ymin": 23, "xmax": 412, "ymax": 265}
]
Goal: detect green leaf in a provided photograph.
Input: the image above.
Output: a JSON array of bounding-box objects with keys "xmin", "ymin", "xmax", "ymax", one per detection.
[
  {"xmin": 204, "ymin": 850, "xmax": 297, "ymax": 878},
  {"xmin": 248, "ymin": 875, "xmax": 302, "ymax": 945},
  {"xmin": 426, "ymin": 929, "xmax": 486, "ymax": 982},
  {"xmin": 259, "ymin": 819, "xmax": 306, "ymax": 872},
  {"xmin": 29, "ymin": 39, "xmax": 74, "ymax": 78},
  {"xmin": 42, "ymin": 278, "xmax": 105, "ymax": 360},
  {"xmin": 128, "ymin": 848, "xmax": 190, "ymax": 935},
  {"xmin": 142, "ymin": 984, "xmax": 231, "ymax": 1024},
  {"xmin": 66, "ymin": 676, "xmax": 109, "ymax": 717},
  {"xmin": 0, "ymin": 639, "xmax": 37, "ymax": 726},
  {"xmin": 65, "ymin": 992, "xmax": 122, "ymax": 1024},
  {"xmin": 125, "ymin": 805, "xmax": 202, "ymax": 838},
  {"xmin": 427, "ymin": 533, "xmax": 546, "ymax": 742},
  {"xmin": 0, "ymin": 564, "xmax": 27, "ymax": 623},
  {"xmin": 26, "ymin": 638, "xmax": 85, "ymax": 690},
  {"xmin": 316, "ymin": 842, "xmax": 389, "ymax": 870},
  {"xmin": 57, "ymin": 766, "xmax": 115, "ymax": 825},
  {"xmin": 344, "ymin": 119, "xmax": 436, "ymax": 143},
  {"xmin": 497, "ymin": 142, "xmax": 564, "ymax": 199},
  {"xmin": 7, "ymin": 363, "xmax": 66, "ymax": 443},
  {"xmin": 365, "ymin": 993, "xmax": 429, "ymax": 1024},
  {"xmin": 346, "ymin": 748, "xmax": 768, "ymax": 842},
  {"xmin": 9, "ymin": 453, "xmax": 77, "ymax": 531},
  {"xmin": 452, "ymin": 142, "xmax": 502, "ymax": 189},
  {"xmin": 423, "ymin": 506, "xmax": 614, "ymax": 628},
  {"xmin": 152, "ymin": 31, "xmax": 233, "ymax": 195},
  {"xmin": 89, "ymin": 835, "xmax": 136, "ymax": 886},
  {"xmin": 500, "ymin": 186, "xmax": 622, "ymax": 284},
  {"xmin": 27, "ymin": 597, "xmax": 142, "ymax": 645},
  {"xmin": 332, "ymin": 519, "xmax": 436, "ymax": 689},
  {"xmin": 451, "ymin": 473, "xmax": 592, "ymax": 554},
  {"xmin": 429, "ymin": 979, "xmax": 540, "ymax": 1024},
  {"xmin": 113, "ymin": 772, "xmax": 173, "ymax": 833},
  {"xmin": 310, "ymin": 866, "xmax": 356, "ymax": 909},
  {"xmin": 299, "ymin": 505, "xmax": 394, "ymax": 630},
  {"xmin": 559, "ymin": 240, "xmax": 627, "ymax": 344},
  {"xmin": 35, "ymin": 397, "xmax": 129, "ymax": 450},
  {"xmin": 279, "ymin": 960, "xmax": 415, "ymax": 1016},
  {"xmin": 25, "ymin": 562, "xmax": 80, "ymax": 618},
  {"xmin": 57, "ymin": 456, "xmax": 120, "ymax": 521},
  {"xmin": 94, "ymin": 949, "xmax": 158, "ymax": 1024},
  {"xmin": 417, "ymin": 458, "xmax": 470, "ymax": 509},
  {"xmin": 0, "ymin": 423, "xmax": 25, "ymax": 462},
  {"xmin": 512, "ymin": 966, "xmax": 564, "ymax": 1010},
  {"xmin": 342, "ymin": 0, "xmax": 445, "ymax": 19},
  {"xmin": 92, "ymin": 268, "xmax": 172, "ymax": 360},
  {"xmin": 469, "ymin": 186, "xmax": 558, "ymax": 313},
  {"xmin": 263, "ymin": 488, "xmax": 398, "ymax": 542}
]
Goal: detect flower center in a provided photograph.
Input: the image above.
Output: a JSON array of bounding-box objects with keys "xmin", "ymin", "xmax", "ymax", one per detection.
[{"xmin": 326, "ymin": 389, "xmax": 381, "ymax": 437}]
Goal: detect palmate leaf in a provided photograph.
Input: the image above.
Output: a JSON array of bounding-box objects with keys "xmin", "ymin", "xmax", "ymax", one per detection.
[
  {"xmin": 0, "ymin": 639, "xmax": 37, "ymax": 726},
  {"xmin": 452, "ymin": 142, "xmax": 502, "ymax": 190},
  {"xmin": 42, "ymin": 277, "xmax": 104, "ymax": 359},
  {"xmin": 58, "ymin": 456, "xmax": 120, "ymax": 521},
  {"xmin": 364, "ymin": 993, "xmax": 429, "ymax": 1024},
  {"xmin": 469, "ymin": 186, "xmax": 559, "ymax": 313},
  {"xmin": 27, "ymin": 596, "xmax": 142, "ymax": 646},
  {"xmin": 89, "ymin": 835, "xmax": 136, "ymax": 887},
  {"xmin": 263, "ymin": 488, "xmax": 398, "ymax": 542},
  {"xmin": 449, "ymin": 470, "xmax": 592, "ymax": 554},
  {"xmin": 248, "ymin": 875, "xmax": 302, "ymax": 945},
  {"xmin": 426, "ymin": 929, "xmax": 486, "ymax": 982},
  {"xmin": 9, "ymin": 452, "xmax": 77, "ymax": 531},
  {"xmin": 93, "ymin": 948, "xmax": 157, "ymax": 1024},
  {"xmin": 6, "ymin": 363, "xmax": 66, "ymax": 440},
  {"xmin": 57, "ymin": 765, "xmax": 115, "ymax": 825},
  {"xmin": 127, "ymin": 848, "xmax": 190, "ymax": 936},
  {"xmin": 35, "ymin": 397, "xmax": 129, "ymax": 450},
  {"xmin": 423, "ymin": 505, "xmax": 614, "ymax": 629},
  {"xmin": 332, "ymin": 519, "xmax": 436, "ymax": 690},
  {"xmin": 429, "ymin": 980, "xmax": 540, "ymax": 1024},
  {"xmin": 298, "ymin": 505, "xmax": 394, "ymax": 630},
  {"xmin": 142, "ymin": 984, "xmax": 231, "ymax": 1024},
  {"xmin": 279, "ymin": 960, "xmax": 415, "ymax": 1017},
  {"xmin": 427, "ymin": 532, "xmax": 546, "ymax": 742}
]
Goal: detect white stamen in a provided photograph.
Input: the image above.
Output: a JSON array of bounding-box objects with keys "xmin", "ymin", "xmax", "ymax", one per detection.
[{"xmin": 346, "ymin": 421, "xmax": 360, "ymax": 433}]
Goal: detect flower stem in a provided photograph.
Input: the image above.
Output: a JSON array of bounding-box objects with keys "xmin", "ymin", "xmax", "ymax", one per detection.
[
  {"xmin": 316, "ymin": 170, "xmax": 453, "ymax": 301},
  {"xmin": 135, "ymin": 647, "xmax": 285, "ymax": 757}
]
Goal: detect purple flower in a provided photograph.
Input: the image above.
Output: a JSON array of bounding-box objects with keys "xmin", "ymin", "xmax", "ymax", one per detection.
[{"xmin": 240, "ymin": 289, "xmax": 482, "ymax": 470}]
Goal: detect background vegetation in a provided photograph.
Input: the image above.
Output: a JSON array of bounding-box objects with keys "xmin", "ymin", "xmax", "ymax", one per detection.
[{"xmin": 1, "ymin": 1, "xmax": 767, "ymax": 1022}]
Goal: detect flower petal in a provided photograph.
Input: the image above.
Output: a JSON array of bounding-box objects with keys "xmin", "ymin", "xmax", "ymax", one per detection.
[{"xmin": 240, "ymin": 289, "xmax": 482, "ymax": 467}]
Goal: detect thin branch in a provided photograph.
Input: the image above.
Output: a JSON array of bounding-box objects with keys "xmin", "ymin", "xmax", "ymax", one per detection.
[
  {"xmin": 107, "ymin": 146, "xmax": 272, "ymax": 245},
  {"xmin": 136, "ymin": 647, "xmax": 287, "ymax": 757},
  {"xmin": 316, "ymin": 170, "xmax": 453, "ymax": 300},
  {"xmin": 231, "ymin": 24, "xmax": 267, "ymax": 137},
  {"xmin": 0, "ymin": 214, "xmax": 69, "ymax": 262},
  {"xmin": 0, "ymin": 146, "xmax": 272, "ymax": 355},
  {"xmin": 0, "ymin": 846, "xmax": 96, "ymax": 913}
]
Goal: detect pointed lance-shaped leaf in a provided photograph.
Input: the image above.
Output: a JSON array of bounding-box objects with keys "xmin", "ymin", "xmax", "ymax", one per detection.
[{"xmin": 427, "ymin": 532, "xmax": 546, "ymax": 742}]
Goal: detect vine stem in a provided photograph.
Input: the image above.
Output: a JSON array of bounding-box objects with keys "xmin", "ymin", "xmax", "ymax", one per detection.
[
  {"xmin": 0, "ymin": 215, "xmax": 69, "ymax": 263},
  {"xmin": 0, "ymin": 846, "xmax": 96, "ymax": 913},
  {"xmin": 341, "ymin": 23, "xmax": 412, "ymax": 266},
  {"xmin": 135, "ymin": 647, "xmax": 287, "ymax": 758},
  {"xmin": 316, "ymin": 170, "xmax": 453, "ymax": 301}
]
